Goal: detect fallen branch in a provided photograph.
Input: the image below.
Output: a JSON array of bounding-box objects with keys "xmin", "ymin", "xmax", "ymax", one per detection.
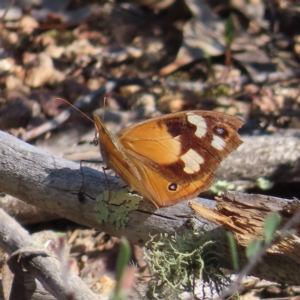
[
  {"xmin": 216, "ymin": 132, "xmax": 300, "ymax": 182},
  {"xmin": 0, "ymin": 208, "xmax": 100, "ymax": 300},
  {"xmin": 0, "ymin": 194, "xmax": 59, "ymax": 225},
  {"xmin": 1, "ymin": 130, "xmax": 300, "ymax": 284}
]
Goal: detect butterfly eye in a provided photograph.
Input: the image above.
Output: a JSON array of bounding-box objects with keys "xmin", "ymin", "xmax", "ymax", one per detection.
[
  {"xmin": 168, "ymin": 183, "xmax": 178, "ymax": 191},
  {"xmin": 93, "ymin": 137, "xmax": 99, "ymax": 146}
]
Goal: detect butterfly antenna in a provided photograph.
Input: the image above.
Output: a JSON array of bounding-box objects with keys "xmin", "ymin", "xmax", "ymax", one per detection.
[
  {"xmin": 102, "ymin": 97, "xmax": 107, "ymax": 123},
  {"xmin": 55, "ymin": 98, "xmax": 95, "ymax": 124}
]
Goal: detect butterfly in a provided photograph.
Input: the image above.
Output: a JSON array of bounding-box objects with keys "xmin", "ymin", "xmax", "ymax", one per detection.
[{"xmin": 93, "ymin": 110, "xmax": 244, "ymax": 208}]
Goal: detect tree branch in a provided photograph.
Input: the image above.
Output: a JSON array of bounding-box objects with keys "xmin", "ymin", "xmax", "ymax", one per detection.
[
  {"xmin": 216, "ymin": 132, "xmax": 300, "ymax": 182},
  {"xmin": 0, "ymin": 194, "xmax": 59, "ymax": 224},
  {"xmin": 1, "ymin": 130, "xmax": 300, "ymax": 284}
]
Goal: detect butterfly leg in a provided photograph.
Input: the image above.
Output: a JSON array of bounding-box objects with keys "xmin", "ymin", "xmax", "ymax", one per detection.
[
  {"xmin": 78, "ymin": 160, "xmax": 87, "ymax": 202},
  {"xmin": 102, "ymin": 166, "xmax": 112, "ymax": 202}
]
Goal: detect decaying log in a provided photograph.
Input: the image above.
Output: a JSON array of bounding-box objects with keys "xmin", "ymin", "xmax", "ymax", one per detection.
[
  {"xmin": 190, "ymin": 191, "xmax": 300, "ymax": 284},
  {"xmin": 1, "ymin": 130, "xmax": 300, "ymax": 285}
]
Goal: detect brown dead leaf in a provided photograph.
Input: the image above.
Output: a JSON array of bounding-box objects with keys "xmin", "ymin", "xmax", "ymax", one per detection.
[
  {"xmin": 19, "ymin": 15, "xmax": 39, "ymax": 34},
  {"xmin": 160, "ymin": 0, "xmax": 226, "ymax": 75},
  {"xmin": 23, "ymin": 52, "xmax": 65, "ymax": 88}
]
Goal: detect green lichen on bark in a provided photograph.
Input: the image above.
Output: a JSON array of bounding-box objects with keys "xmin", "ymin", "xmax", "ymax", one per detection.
[{"xmin": 94, "ymin": 188, "xmax": 142, "ymax": 229}]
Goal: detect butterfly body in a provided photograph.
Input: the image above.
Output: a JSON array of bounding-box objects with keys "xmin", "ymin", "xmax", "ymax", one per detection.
[{"xmin": 94, "ymin": 110, "xmax": 244, "ymax": 208}]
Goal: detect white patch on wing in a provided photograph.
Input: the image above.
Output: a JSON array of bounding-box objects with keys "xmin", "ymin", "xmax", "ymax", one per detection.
[
  {"xmin": 211, "ymin": 134, "xmax": 225, "ymax": 151},
  {"xmin": 187, "ymin": 113, "xmax": 207, "ymax": 138},
  {"xmin": 180, "ymin": 149, "xmax": 204, "ymax": 174}
]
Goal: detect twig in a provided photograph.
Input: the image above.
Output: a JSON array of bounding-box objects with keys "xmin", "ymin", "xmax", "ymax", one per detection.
[
  {"xmin": 0, "ymin": 208, "xmax": 100, "ymax": 300},
  {"xmin": 0, "ymin": 0, "xmax": 15, "ymax": 22}
]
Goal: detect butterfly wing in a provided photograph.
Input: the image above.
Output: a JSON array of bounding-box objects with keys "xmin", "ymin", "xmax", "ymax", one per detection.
[
  {"xmin": 93, "ymin": 114, "xmax": 141, "ymax": 189},
  {"xmin": 118, "ymin": 111, "xmax": 243, "ymax": 185},
  {"xmin": 127, "ymin": 154, "xmax": 215, "ymax": 207},
  {"xmin": 94, "ymin": 111, "xmax": 243, "ymax": 208}
]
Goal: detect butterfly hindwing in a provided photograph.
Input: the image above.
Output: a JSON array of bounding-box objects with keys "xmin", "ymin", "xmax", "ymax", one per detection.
[{"xmin": 128, "ymin": 155, "xmax": 215, "ymax": 207}]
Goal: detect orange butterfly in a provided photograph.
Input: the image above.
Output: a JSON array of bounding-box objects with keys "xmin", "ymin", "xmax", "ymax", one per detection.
[{"xmin": 93, "ymin": 111, "xmax": 243, "ymax": 208}]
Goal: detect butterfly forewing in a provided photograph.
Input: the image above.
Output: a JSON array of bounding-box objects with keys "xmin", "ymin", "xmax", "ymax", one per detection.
[
  {"xmin": 118, "ymin": 111, "xmax": 243, "ymax": 184},
  {"xmin": 94, "ymin": 111, "xmax": 244, "ymax": 208}
]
